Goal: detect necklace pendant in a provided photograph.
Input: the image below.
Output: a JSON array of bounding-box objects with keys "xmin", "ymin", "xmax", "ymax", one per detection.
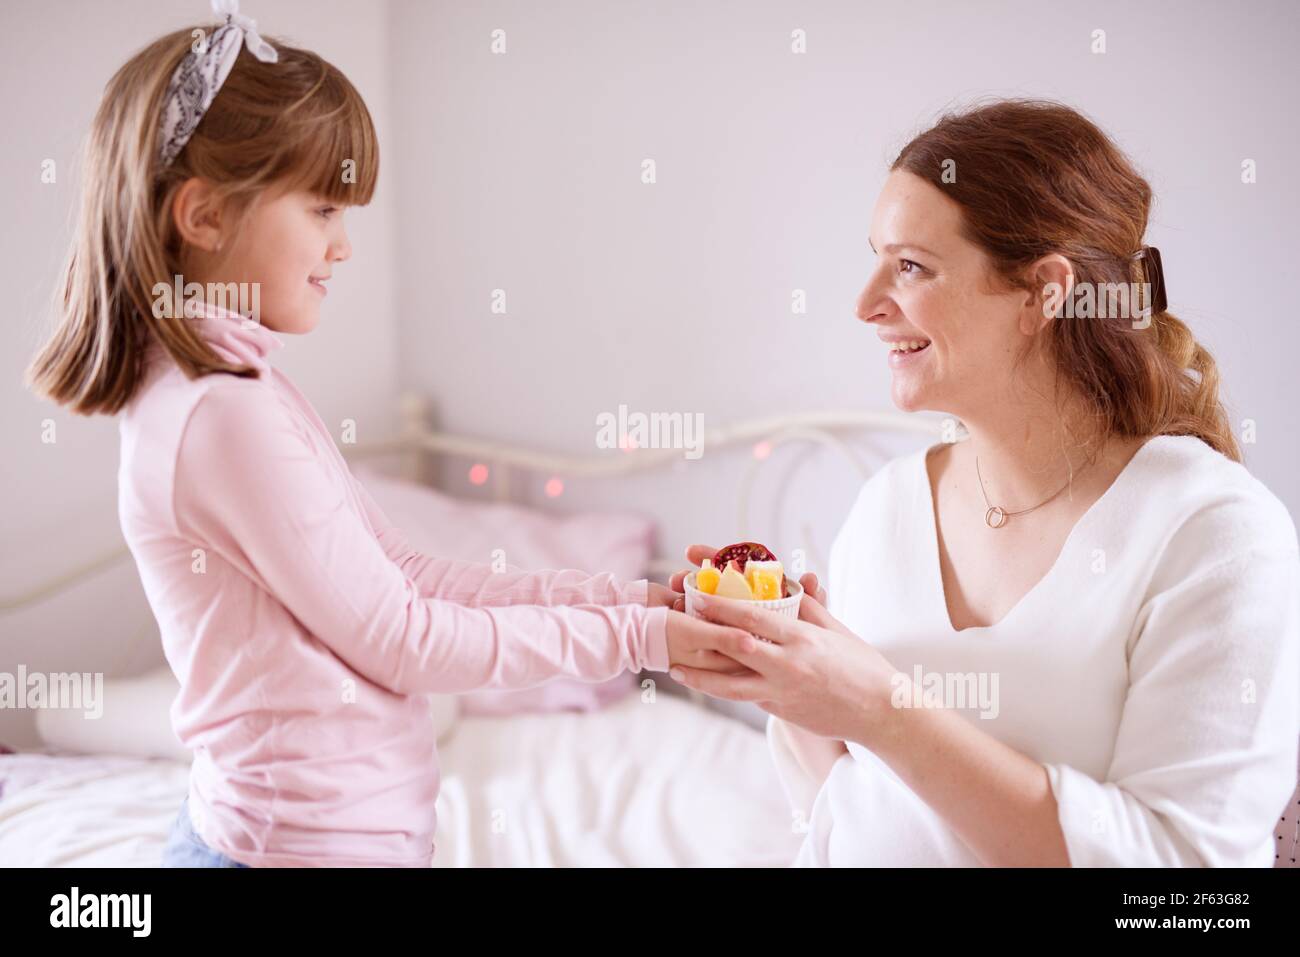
[{"xmin": 984, "ymin": 505, "xmax": 1008, "ymax": 529}]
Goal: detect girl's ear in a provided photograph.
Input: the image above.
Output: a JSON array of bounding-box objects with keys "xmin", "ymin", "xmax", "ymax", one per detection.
[{"xmin": 172, "ymin": 177, "xmax": 225, "ymax": 254}]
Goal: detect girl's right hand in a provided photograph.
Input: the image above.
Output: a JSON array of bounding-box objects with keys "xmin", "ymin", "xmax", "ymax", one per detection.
[{"xmin": 665, "ymin": 609, "xmax": 758, "ymax": 677}]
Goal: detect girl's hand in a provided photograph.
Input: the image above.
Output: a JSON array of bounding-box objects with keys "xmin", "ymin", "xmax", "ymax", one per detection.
[
  {"xmin": 667, "ymin": 544, "xmax": 826, "ymax": 612},
  {"xmin": 665, "ymin": 609, "xmax": 762, "ymax": 677},
  {"xmin": 647, "ymin": 583, "xmax": 679, "ymax": 608},
  {"xmin": 670, "ymin": 590, "xmax": 900, "ymax": 747}
]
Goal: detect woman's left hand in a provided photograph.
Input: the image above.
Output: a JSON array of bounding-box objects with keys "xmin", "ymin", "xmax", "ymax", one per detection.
[{"xmin": 671, "ymin": 588, "xmax": 901, "ymax": 748}]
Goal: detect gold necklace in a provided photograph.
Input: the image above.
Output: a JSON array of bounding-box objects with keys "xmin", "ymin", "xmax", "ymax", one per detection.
[{"xmin": 975, "ymin": 455, "xmax": 1081, "ymax": 529}]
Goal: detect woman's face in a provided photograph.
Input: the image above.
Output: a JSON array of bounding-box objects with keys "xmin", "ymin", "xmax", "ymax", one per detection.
[
  {"xmin": 856, "ymin": 170, "xmax": 1031, "ymax": 417},
  {"xmin": 212, "ymin": 187, "xmax": 353, "ymax": 335}
]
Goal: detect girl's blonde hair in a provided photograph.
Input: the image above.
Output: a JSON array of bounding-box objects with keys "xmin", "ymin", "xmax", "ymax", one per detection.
[{"xmin": 26, "ymin": 24, "xmax": 378, "ymax": 416}]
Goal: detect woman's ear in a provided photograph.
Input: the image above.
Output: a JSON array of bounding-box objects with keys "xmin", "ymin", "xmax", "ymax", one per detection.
[
  {"xmin": 172, "ymin": 177, "xmax": 225, "ymax": 255},
  {"xmin": 1019, "ymin": 253, "xmax": 1075, "ymax": 335}
]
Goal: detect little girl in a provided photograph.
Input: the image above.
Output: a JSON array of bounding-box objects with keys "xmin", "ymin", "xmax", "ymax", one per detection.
[{"xmin": 26, "ymin": 2, "xmax": 747, "ymax": 868}]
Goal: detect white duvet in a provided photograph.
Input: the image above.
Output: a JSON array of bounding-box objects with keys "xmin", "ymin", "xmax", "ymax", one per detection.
[{"xmin": 0, "ymin": 692, "xmax": 803, "ymax": 868}]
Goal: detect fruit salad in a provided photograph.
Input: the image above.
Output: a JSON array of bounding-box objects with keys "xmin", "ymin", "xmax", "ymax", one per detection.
[{"xmin": 694, "ymin": 541, "xmax": 787, "ymax": 601}]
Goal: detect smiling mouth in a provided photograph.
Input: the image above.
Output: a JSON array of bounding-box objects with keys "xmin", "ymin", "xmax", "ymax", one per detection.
[
  {"xmin": 888, "ymin": 339, "xmax": 931, "ymax": 354},
  {"xmin": 308, "ymin": 277, "xmax": 327, "ymax": 295}
]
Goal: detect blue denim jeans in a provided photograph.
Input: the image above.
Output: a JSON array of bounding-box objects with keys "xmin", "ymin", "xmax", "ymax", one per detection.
[{"xmin": 161, "ymin": 796, "xmax": 251, "ymax": 868}]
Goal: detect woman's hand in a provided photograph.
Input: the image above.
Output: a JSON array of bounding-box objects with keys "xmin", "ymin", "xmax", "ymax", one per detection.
[
  {"xmin": 667, "ymin": 544, "xmax": 826, "ymax": 611},
  {"xmin": 670, "ymin": 588, "xmax": 901, "ymax": 748}
]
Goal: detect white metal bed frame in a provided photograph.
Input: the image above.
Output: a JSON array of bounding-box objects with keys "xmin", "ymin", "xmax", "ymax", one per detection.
[{"xmin": 1, "ymin": 392, "xmax": 942, "ymax": 611}]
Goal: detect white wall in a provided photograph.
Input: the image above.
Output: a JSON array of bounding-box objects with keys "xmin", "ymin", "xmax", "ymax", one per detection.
[
  {"xmin": 3, "ymin": 0, "xmax": 1297, "ymax": 747},
  {"xmin": 389, "ymin": 0, "xmax": 1299, "ymax": 555}
]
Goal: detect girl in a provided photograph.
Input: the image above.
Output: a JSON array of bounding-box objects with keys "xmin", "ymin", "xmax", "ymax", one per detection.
[{"xmin": 26, "ymin": 4, "xmax": 748, "ymax": 868}]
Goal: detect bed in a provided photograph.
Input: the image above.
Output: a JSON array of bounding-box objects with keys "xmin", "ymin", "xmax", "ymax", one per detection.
[
  {"xmin": 7, "ymin": 396, "xmax": 1297, "ymax": 867},
  {"xmin": 1, "ymin": 396, "xmax": 935, "ymax": 867},
  {"xmin": 0, "ymin": 690, "xmax": 806, "ymax": 867}
]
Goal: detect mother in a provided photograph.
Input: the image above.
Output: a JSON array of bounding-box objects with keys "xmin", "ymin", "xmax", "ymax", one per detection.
[{"xmin": 669, "ymin": 99, "xmax": 1299, "ymax": 867}]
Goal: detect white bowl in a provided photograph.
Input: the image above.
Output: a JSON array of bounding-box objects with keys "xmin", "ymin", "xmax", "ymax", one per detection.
[{"xmin": 682, "ymin": 570, "xmax": 803, "ymax": 620}]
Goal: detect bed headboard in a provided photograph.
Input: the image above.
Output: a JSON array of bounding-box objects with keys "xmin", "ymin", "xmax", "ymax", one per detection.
[
  {"xmin": 1, "ymin": 391, "xmax": 943, "ymax": 608},
  {"xmin": 340, "ymin": 392, "xmax": 945, "ymax": 580}
]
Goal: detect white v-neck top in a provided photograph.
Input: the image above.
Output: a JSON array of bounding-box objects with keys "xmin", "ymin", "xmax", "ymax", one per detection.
[{"xmin": 767, "ymin": 434, "xmax": 1300, "ymax": 866}]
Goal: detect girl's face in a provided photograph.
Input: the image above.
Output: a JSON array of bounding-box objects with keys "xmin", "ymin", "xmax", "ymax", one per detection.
[
  {"xmin": 855, "ymin": 170, "xmax": 1032, "ymax": 418},
  {"xmin": 214, "ymin": 187, "xmax": 352, "ymax": 334}
]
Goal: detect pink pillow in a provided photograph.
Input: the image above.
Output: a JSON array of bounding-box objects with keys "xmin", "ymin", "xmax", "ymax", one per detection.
[{"xmin": 351, "ymin": 464, "xmax": 655, "ymax": 716}]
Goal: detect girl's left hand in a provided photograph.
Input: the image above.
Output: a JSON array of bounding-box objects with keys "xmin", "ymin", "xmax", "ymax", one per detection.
[
  {"xmin": 648, "ymin": 583, "xmax": 680, "ymax": 608},
  {"xmin": 671, "ymin": 588, "xmax": 900, "ymax": 748}
]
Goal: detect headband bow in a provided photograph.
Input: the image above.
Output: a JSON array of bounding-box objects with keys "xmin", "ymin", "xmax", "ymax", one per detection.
[
  {"xmin": 1130, "ymin": 245, "xmax": 1168, "ymax": 316},
  {"xmin": 157, "ymin": 0, "xmax": 279, "ymax": 168}
]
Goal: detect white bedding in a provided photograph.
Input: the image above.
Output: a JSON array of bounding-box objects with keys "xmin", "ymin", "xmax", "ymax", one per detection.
[{"xmin": 0, "ymin": 692, "xmax": 803, "ymax": 867}]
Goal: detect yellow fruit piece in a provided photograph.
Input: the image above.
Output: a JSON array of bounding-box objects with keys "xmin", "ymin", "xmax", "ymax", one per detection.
[
  {"xmin": 751, "ymin": 570, "xmax": 782, "ymax": 601},
  {"xmin": 744, "ymin": 560, "xmax": 782, "ymax": 587},
  {"xmin": 745, "ymin": 561, "xmax": 784, "ymax": 600},
  {"xmin": 716, "ymin": 564, "xmax": 754, "ymax": 600},
  {"xmin": 696, "ymin": 560, "xmax": 720, "ymax": 595}
]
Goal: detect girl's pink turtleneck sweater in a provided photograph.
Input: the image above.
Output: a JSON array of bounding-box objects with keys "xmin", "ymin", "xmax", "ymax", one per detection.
[{"xmin": 117, "ymin": 303, "xmax": 670, "ymax": 867}]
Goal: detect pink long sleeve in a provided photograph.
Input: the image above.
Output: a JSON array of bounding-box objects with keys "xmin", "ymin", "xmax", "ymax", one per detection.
[
  {"xmin": 118, "ymin": 302, "xmax": 676, "ymax": 863},
  {"xmin": 118, "ymin": 303, "xmax": 668, "ymax": 865},
  {"xmin": 347, "ymin": 472, "xmax": 651, "ymax": 609},
  {"xmin": 173, "ymin": 380, "xmax": 669, "ymax": 695}
]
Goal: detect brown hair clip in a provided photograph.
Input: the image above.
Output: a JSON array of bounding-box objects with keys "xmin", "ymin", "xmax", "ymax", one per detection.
[{"xmin": 1130, "ymin": 245, "xmax": 1167, "ymax": 315}]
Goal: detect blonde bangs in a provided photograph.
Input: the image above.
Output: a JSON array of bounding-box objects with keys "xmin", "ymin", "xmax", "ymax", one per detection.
[{"xmin": 272, "ymin": 62, "xmax": 379, "ymax": 207}]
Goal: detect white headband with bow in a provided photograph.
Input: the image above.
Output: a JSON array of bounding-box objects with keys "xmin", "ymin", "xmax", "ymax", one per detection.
[{"xmin": 157, "ymin": 0, "xmax": 279, "ymax": 168}]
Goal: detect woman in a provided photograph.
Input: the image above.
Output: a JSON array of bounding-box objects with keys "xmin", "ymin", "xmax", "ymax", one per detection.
[{"xmin": 669, "ymin": 99, "xmax": 1300, "ymax": 867}]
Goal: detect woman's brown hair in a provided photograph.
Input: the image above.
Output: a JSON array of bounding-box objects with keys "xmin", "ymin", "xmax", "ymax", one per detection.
[
  {"xmin": 891, "ymin": 97, "xmax": 1241, "ymax": 462},
  {"xmin": 26, "ymin": 23, "xmax": 379, "ymax": 416}
]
